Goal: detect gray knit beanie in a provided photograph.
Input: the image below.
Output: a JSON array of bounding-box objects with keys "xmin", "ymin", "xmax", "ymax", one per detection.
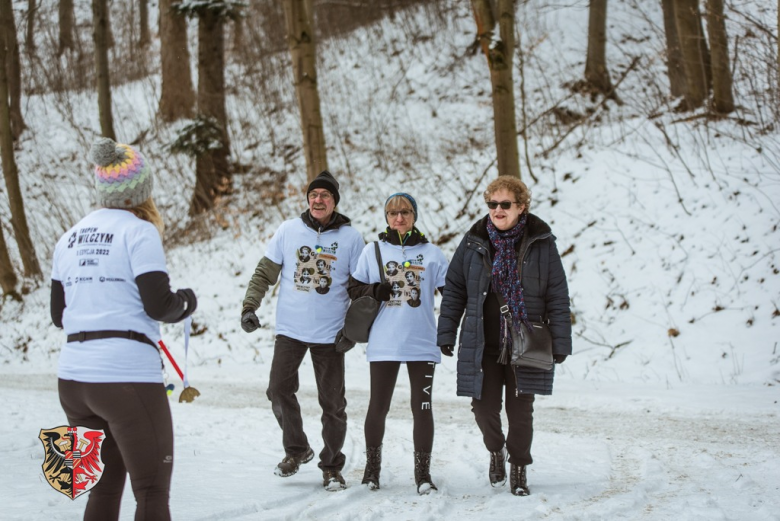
[{"xmin": 89, "ymin": 137, "xmax": 153, "ymax": 209}]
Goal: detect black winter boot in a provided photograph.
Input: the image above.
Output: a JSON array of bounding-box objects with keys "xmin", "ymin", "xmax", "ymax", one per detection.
[
  {"xmin": 509, "ymin": 463, "xmax": 530, "ymax": 496},
  {"xmin": 489, "ymin": 447, "xmax": 507, "ymax": 487},
  {"xmin": 414, "ymin": 451, "xmax": 438, "ymax": 495},
  {"xmin": 361, "ymin": 446, "xmax": 382, "ymax": 490}
]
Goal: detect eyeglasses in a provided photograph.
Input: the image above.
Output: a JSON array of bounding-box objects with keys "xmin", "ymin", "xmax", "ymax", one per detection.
[
  {"xmin": 486, "ymin": 201, "xmax": 518, "ymax": 210},
  {"xmin": 308, "ymin": 191, "xmax": 332, "ymax": 201},
  {"xmin": 387, "ymin": 210, "xmax": 413, "ymax": 218}
]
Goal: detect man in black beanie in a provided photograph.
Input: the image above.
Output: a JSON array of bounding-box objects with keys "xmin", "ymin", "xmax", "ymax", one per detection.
[
  {"xmin": 306, "ymin": 170, "xmax": 340, "ymax": 207},
  {"xmin": 240, "ymin": 170, "xmax": 364, "ymax": 491}
]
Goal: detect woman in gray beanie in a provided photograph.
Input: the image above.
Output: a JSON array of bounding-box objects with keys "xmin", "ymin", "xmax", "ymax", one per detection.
[{"xmin": 49, "ymin": 137, "xmax": 197, "ymax": 520}]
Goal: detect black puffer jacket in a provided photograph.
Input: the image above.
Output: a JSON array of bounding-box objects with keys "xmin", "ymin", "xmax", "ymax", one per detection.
[{"xmin": 437, "ymin": 214, "xmax": 572, "ymax": 397}]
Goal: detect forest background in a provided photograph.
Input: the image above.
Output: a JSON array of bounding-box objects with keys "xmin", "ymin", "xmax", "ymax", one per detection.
[{"xmin": 0, "ymin": 1, "xmax": 779, "ymax": 519}]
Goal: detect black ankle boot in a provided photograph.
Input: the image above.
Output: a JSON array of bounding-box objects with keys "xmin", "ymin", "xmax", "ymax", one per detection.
[
  {"xmin": 414, "ymin": 451, "xmax": 438, "ymax": 495},
  {"xmin": 489, "ymin": 447, "xmax": 507, "ymax": 486},
  {"xmin": 509, "ymin": 463, "xmax": 529, "ymax": 496},
  {"xmin": 361, "ymin": 446, "xmax": 382, "ymax": 490}
]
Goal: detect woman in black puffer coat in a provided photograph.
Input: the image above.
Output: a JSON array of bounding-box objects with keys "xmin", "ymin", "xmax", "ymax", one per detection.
[{"xmin": 437, "ymin": 176, "xmax": 572, "ymax": 497}]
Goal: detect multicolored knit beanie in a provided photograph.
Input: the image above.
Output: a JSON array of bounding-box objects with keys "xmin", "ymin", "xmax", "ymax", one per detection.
[{"xmin": 88, "ymin": 137, "xmax": 153, "ymax": 209}]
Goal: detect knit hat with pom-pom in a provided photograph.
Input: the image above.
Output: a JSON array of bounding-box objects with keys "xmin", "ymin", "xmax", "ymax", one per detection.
[{"xmin": 89, "ymin": 137, "xmax": 153, "ymax": 209}]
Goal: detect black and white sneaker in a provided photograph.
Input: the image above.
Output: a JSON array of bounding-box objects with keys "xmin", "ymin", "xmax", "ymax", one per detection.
[{"xmin": 274, "ymin": 446, "xmax": 314, "ymax": 477}]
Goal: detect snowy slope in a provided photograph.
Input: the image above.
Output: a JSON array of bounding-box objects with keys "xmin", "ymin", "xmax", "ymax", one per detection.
[{"xmin": 1, "ymin": 1, "xmax": 779, "ymax": 519}]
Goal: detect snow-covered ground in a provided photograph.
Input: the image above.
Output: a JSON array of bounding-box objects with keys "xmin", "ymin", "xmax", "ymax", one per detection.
[{"xmin": 1, "ymin": 0, "xmax": 779, "ymax": 519}]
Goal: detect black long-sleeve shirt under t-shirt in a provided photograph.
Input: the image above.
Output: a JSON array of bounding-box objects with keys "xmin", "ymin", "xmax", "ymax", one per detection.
[{"xmin": 51, "ymin": 271, "xmax": 191, "ymax": 328}]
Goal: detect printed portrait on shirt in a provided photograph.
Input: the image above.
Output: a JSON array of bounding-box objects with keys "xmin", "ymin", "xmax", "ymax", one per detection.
[
  {"xmin": 315, "ymin": 276, "xmax": 331, "ymax": 295},
  {"xmin": 294, "ymin": 242, "xmax": 338, "ymax": 293},
  {"xmin": 384, "ymin": 256, "xmax": 425, "ymax": 308},
  {"xmin": 406, "ymin": 286, "xmax": 421, "ymax": 308},
  {"xmin": 385, "ymin": 261, "xmax": 399, "ymax": 278}
]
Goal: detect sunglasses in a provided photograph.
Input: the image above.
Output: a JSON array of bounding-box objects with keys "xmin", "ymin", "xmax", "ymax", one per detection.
[{"xmin": 486, "ymin": 201, "xmax": 518, "ymax": 210}]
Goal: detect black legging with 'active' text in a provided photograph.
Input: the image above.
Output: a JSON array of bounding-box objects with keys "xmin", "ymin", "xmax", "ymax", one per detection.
[{"xmin": 364, "ymin": 361, "xmax": 436, "ymax": 452}]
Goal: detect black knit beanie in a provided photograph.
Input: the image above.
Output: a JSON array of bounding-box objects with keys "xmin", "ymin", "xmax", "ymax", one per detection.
[{"xmin": 307, "ymin": 170, "xmax": 340, "ymax": 206}]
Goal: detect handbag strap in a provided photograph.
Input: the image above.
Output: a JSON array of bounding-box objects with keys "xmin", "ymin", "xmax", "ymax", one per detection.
[
  {"xmin": 493, "ymin": 292, "xmax": 547, "ymax": 325},
  {"xmin": 374, "ymin": 241, "xmax": 386, "ymax": 283}
]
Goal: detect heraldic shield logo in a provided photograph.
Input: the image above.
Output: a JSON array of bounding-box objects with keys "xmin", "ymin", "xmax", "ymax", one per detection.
[{"xmin": 39, "ymin": 426, "xmax": 105, "ymax": 499}]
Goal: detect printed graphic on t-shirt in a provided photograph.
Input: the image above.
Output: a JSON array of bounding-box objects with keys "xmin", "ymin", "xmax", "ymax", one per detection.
[
  {"xmin": 295, "ymin": 242, "xmax": 339, "ymax": 294},
  {"xmin": 384, "ymin": 254, "xmax": 425, "ymax": 308},
  {"xmin": 68, "ymin": 226, "xmax": 121, "ymax": 280}
]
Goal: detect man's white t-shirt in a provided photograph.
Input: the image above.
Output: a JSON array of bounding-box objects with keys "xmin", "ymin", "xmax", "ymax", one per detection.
[
  {"xmin": 352, "ymin": 240, "xmax": 448, "ymax": 363},
  {"xmin": 51, "ymin": 209, "xmax": 168, "ymax": 383},
  {"xmin": 265, "ymin": 218, "xmax": 364, "ymax": 344}
]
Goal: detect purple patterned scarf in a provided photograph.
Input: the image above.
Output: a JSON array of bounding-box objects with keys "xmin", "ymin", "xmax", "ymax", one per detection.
[{"xmin": 486, "ymin": 215, "xmax": 529, "ymax": 360}]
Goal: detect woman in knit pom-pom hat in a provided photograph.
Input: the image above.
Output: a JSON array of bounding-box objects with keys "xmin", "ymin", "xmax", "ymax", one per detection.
[{"xmin": 49, "ymin": 137, "xmax": 198, "ymax": 520}]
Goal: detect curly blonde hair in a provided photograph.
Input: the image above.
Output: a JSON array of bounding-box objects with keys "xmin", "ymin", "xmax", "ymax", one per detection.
[{"xmin": 484, "ymin": 176, "xmax": 531, "ymax": 213}]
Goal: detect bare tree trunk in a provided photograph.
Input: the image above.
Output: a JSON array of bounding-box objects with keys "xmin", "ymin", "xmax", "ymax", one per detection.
[
  {"xmin": 0, "ymin": 0, "xmax": 26, "ymax": 139},
  {"xmin": 0, "ymin": 42, "xmax": 41, "ymax": 280},
  {"xmin": 283, "ymin": 0, "xmax": 328, "ymax": 182},
  {"xmin": 704, "ymin": 0, "xmax": 733, "ymax": 113},
  {"xmin": 232, "ymin": 15, "xmax": 244, "ymax": 54},
  {"xmin": 0, "ymin": 217, "xmax": 19, "ymax": 298},
  {"xmin": 158, "ymin": 0, "xmax": 195, "ymax": 121},
  {"xmin": 92, "ymin": 0, "xmax": 116, "ymax": 140},
  {"xmin": 661, "ymin": 0, "xmax": 686, "ymax": 97},
  {"xmin": 58, "ymin": 0, "xmax": 75, "ymax": 55},
  {"xmin": 584, "ymin": 0, "xmax": 613, "ymax": 94},
  {"xmin": 471, "ymin": 0, "xmax": 520, "ymax": 179},
  {"xmin": 26, "ymin": 0, "xmax": 36, "ymax": 53},
  {"xmin": 674, "ymin": 0, "xmax": 708, "ymax": 110},
  {"xmin": 696, "ymin": 9, "xmax": 712, "ymax": 88},
  {"xmin": 139, "ymin": 0, "xmax": 151, "ymax": 47},
  {"xmin": 191, "ymin": 9, "xmax": 230, "ymax": 214}
]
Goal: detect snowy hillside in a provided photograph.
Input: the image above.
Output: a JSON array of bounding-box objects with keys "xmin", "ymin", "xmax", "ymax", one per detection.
[{"xmin": 1, "ymin": 1, "xmax": 779, "ymax": 519}]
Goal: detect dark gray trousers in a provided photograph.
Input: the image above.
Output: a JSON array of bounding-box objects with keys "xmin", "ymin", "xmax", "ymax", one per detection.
[
  {"xmin": 266, "ymin": 334, "xmax": 347, "ymax": 471},
  {"xmin": 471, "ymin": 358, "xmax": 535, "ymax": 466}
]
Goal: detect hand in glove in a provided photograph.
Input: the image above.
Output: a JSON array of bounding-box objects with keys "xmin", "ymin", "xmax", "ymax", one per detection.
[
  {"xmin": 553, "ymin": 354, "xmax": 568, "ymax": 364},
  {"xmin": 373, "ymin": 282, "xmax": 392, "ymax": 302},
  {"xmin": 440, "ymin": 345, "xmax": 454, "ymax": 357},
  {"xmin": 241, "ymin": 308, "xmax": 261, "ymax": 333},
  {"xmin": 177, "ymin": 288, "xmax": 198, "ymax": 318},
  {"xmin": 334, "ymin": 330, "xmax": 356, "ymax": 354}
]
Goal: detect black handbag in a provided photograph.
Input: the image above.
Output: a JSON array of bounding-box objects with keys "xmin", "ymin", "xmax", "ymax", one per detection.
[
  {"xmin": 336, "ymin": 242, "xmax": 385, "ymax": 352},
  {"xmin": 496, "ymin": 293, "xmax": 553, "ymax": 371}
]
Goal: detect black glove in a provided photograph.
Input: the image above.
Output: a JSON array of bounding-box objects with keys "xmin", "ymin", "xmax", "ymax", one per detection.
[
  {"xmin": 440, "ymin": 345, "xmax": 454, "ymax": 357},
  {"xmin": 553, "ymin": 354, "xmax": 568, "ymax": 364},
  {"xmin": 177, "ymin": 288, "xmax": 198, "ymax": 318},
  {"xmin": 241, "ymin": 309, "xmax": 261, "ymax": 333},
  {"xmin": 334, "ymin": 330, "xmax": 356, "ymax": 353},
  {"xmin": 373, "ymin": 282, "xmax": 392, "ymax": 302}
]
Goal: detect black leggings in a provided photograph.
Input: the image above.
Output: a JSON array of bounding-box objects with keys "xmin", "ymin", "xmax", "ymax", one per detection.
[
  {"xmin": 58, "ymin": 379, "xmax": 173, "ymax": 521},
  {"xmin": 364, "ymin": 361, "xmax": 436, "ymax": 452}
]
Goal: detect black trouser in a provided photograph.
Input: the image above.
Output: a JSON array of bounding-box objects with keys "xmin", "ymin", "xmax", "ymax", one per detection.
[
  {"xmin": 364, "ymin": 361, "xmax": 436, "ymax": 453},
  {"xmin": 471, "ymin": 357, "xmax": 535, "ymax": 466},
  {"xmin": 58, "ymin": 379, "xmax": 173, "ymax": 521},
  {"xmin": 266, "ymin": 335, "xmax": 347, "ymax": 471}
]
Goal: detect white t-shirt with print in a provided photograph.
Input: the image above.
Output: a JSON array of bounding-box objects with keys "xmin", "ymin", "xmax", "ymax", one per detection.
[
  {"xmin": 265, "ymin": 217, "xmax": 365, "ymax": 344},
  {"xmin": 352, "ymin": 240, "xmax": 448, "ymax": 363},
  {"xmin": 51, "ymin": 209, "xmax": 168, "ymax": 383}
]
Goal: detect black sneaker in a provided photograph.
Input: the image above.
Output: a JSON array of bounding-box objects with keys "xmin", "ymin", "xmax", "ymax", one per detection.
[
  {"xmin": 489, "ymin": 447, "xmax": 507, "ymax": 487},
  {"xmin": 274, "ymin": 446, "xmax": 314, "ymax": 477},
  {"xmin": 509, "ymin": 463, "xmax": 530, "ymax": 496},
  {"xmin": 322, "ymin": 469, "xmax": 346, "ymax": 491}
]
